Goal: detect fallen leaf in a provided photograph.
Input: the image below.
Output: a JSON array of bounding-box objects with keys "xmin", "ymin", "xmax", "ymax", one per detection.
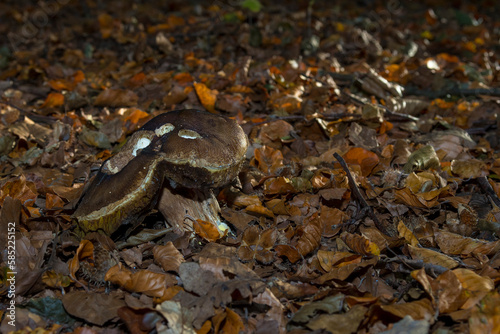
[{"xmin": 194, "ymin": 82, "xmax": 217, "ymax": 113}]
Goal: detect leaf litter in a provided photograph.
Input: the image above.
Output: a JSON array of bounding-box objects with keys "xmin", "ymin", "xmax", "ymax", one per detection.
[{"xmin": 1, "ymin": 0, "xmax": 500, "ymax": 333}]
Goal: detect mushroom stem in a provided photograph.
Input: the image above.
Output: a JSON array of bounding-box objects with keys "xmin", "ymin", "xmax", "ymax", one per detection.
[{"xmin": 157, "ymin": 184, "xmax": 224, "ymax": 236}]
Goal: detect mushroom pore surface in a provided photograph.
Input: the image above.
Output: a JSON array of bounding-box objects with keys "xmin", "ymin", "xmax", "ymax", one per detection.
[{"xmin": 73, "ymin": 109, "xmax": 249, "ymax": 236}]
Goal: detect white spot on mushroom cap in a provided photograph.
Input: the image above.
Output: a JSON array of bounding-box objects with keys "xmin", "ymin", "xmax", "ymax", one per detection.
[
  {"xmin": 104, "ymin": 160, "xmax": 120, "ymax": 174},
  {"xmin": 132, "ymin": 137, "xmax": 152, "ymax": 156},
  {"xmin": 155, "ymin": 123, "xmax": 175, "ymax": 137},
  {"xmin": 178, "ymin": 129, "xmax": 201, "ymax": 139}
]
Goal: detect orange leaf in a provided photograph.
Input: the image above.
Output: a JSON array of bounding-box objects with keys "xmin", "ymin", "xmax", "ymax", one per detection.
[
  {"xmin": 173, "ymin": 72, "xmax": 194, "ymax": 85},
  {"xmin": 194, "ymin": 82, "xmax": 217, "ymax": 113},
  {"xmin": 192, "ymin": 218, "xmax": 222, "ymax": 242},
  {"xmin": 343, "ymin": 147, "xmax": 379, "ymax": 176},
  {"xmin": 124, "ymin": 72, "xmax": 147, "ymax": 88},
  {"xmin": 68, "ymin": 240, "xmax": 95, "ymax": 277},
  {"xmin": 41, "ymin": 92, "xmax": 64, "ymax": 108},
  {"xmin": 469, "ymin": 292, "xmax": 500, "ymax": 334},
  {"xmin": 122, "ymin": 108, "xmax": 149, "ymax": 125},
  {"xmin": 45, "ymin": 193, "xmax": 65, "ymax": 210}
]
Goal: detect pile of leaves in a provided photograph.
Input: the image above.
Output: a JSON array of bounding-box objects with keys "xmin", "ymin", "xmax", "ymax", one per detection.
[{"xmin": 1, "ymin": 0, "xmax": 500, "ymax": 333}]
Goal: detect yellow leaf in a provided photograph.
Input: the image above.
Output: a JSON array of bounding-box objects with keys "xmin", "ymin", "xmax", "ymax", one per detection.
[
  {"xmin": 194, "ymin": 82, "xmax": 217, "ymax": 113},
  {"xmin": 407, "ymin": 244, "xmax": 459, "ymax": 269},
  {"xmin": 397, "ymin": 221, "xmax": 419, "ymax": 247}
]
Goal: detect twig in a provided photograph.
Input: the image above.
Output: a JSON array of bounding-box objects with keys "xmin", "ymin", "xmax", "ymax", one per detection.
[
  {"xmin": 477, "ymin": 176, "xmax": 500, "ymax": 208},
  {"xmin": 333, "ymin": 152, "xmax": 389, "ymax": 235},
  {"xmin": 343, "ymin": 91, "xmax": 420, "ymax": 122}
]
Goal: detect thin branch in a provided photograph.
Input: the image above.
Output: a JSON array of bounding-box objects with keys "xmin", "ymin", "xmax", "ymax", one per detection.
[
  {"xmin": 477, "ymin": 176, "xmax": 500, "ymax": 208},
  {"xmin": 333, "ymin": 152, "xmax": 389, "ymax": 235}
]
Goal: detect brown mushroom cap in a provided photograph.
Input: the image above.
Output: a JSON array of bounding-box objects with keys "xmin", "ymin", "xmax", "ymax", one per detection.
[
  {"xmin": 150, "ymin": 109, "xmax": 248, "ymax": 188},
  {"xmin": 73, "ymin": 109, "xmax": 248, "ymax": 235}
]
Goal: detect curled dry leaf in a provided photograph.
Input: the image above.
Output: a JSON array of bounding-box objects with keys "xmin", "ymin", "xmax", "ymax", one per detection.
[
  {"xmin": 193, "ymin": 82, "xmax": 217, "ymax": 113},
  {"xmin": 411, "ymin": 268, "xmax": 466, "ymax": 314},
  {"xmin": 40, "ymin": 92, "xmax": 64, "ymax": 108},
  {"xmin": 105, "ymin": 264, "xmax": 176, "ymax": 298},
  {"xmin": 314, "ymin": 256, "xmax": 379, "ymax": 284},
  {"xmin": 68, "ymin": 239, "xmax": 95, "ymax": 278},
  {"xmin": 191, "ymin": 218, "xmax": 226, "ymax": 242},
  {"xmin": 153, "ymin": 242, "xmax": 185, "ymax": 273},
  {"xmin": 397, "ymin": 221, "xmax": 419, "ymax": 247},
  {"xmin": 296, "ymin": 214, "xmax": 322, "ymax": 257},
  {"xmin": 264, "ymin": 177, "xmax": 296, "ymax": 195},
  {"xmin": 341, "ymin": 232, "xmax": 380, "ymax": 256},
  {"xmin": 316, "ymin": 250, "xmax": 361, "ymax": 272},
  {"xmin": 453, "ymin": 268, "xmax": 494, "ymax": 309}
]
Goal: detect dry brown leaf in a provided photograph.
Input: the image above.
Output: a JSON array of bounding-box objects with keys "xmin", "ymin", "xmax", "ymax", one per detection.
[
  {"xmin": 316, "ymin": 250, "xmax": 361, "ymax": 272},
  {"xmin": 435, "ymin": 231, "xmax": 500, "ymax": 256},
  {"xmin": 68, "ymin": 239, "xmax": 95, "ymax": 278},
  {"xmin": 451, "ymin": 159, "xmax": 489, "ymax": 179},
  {"xmin": 469, "ymin": 291, "xmax": 500, "ymax": 334},
  {"xmin": 153, "ymin": 242, "xmax": 185, "ymax": 273},
  {"xmin": 263, "ymin": 177, "xmax": 296, "ymax": 195},
  {"xmin": 213, "ymin": 308, "xmax": 244, "ymax": 334},
  {"xmin": 252, "ymin": 146, "xmax": 285, "ymax": 175},
  {"xmin": 238, "ymin": 226, "xmax": 277, "ymax": 264},
  {"xmin": 343, "ymin": 147, "xmax": 380, "ymax": 176},
  {"xmin": 274, "ymin": 244, "xmax": 301, "ymax": 264},
  {"xmin": 314, "ymin": 256, "xmax": 378, "ymax": 283},
  {"xmin": 412, "ymin": 268, "xmax": 466, "ymax": 314},
  {"xmin": 105, "ymin": 264, "xmax": 176, "ymax": 298},
  {"xmin": 453, "ymin": 268, "xmax": 494, "ymax": 309},
  {"xmin": 94, "ymin": 89, "xmax": 138, "ymax": 107},
  {"xmin": 397, "ymin": 221, "xmax": 419, "ymax": 247},
  {"xmin": 296, "ymin": 215, "xmax": 322, "ymax": 257},
  {"xmin": 407, "ymin": 244, "xmax": 459, "ymax": 269},
  {"xmin": 341, "ymin": 232, "xmax": 380, "ymax": 256}
]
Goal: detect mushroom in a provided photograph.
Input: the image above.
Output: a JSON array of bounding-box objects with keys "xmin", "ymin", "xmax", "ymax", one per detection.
[{"xmin": 73, "ymin": 109, "xmax": 249, "ymax": 238}]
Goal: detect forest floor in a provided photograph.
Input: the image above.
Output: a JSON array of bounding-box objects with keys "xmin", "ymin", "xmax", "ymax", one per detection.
[{"xmin": 1, "ymin": 0, "xmax": 500, "ymax": 333}]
